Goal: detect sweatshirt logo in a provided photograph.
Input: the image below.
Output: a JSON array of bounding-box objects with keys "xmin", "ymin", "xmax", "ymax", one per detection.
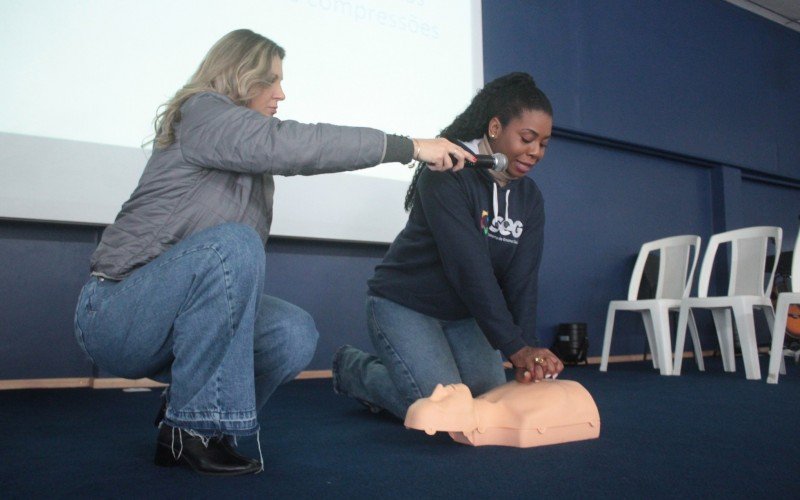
[
  {"xmin": 488, "ymin": 184, "xmax": 522, "ymax": 243},
  {"xmin": 490, "ymin": 216, "xmax": 523, "ymax": 239},
  {"xmin": 480, "ymin": 210, "xmax": 489, "ymax": 236}
]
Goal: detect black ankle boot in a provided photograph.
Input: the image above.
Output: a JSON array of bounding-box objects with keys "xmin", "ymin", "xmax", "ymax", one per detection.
[{"xmin": 154, "ymin": 424, "xmax": 262, "ymax": 476}]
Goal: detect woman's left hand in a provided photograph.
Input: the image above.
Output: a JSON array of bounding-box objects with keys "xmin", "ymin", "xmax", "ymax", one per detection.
[{"xmin": 412, "ymin": 138, "xmax": 476, "ymax": 172}]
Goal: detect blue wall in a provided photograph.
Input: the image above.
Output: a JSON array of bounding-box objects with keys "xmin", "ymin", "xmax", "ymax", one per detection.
[
  {"xmin": 1, "ymin": 0, "xmax": 799, "ymax": 379},
  {"xmin": 483, "ymin": 0, "xmax": 800, "ymax": 357},
  {"xmin": 0, "ymin": 221, "xmax": 386, "ymax": 379},
  {"xmin": 484, "ymin": 0, "xmax": 800, "ymax": 178}
]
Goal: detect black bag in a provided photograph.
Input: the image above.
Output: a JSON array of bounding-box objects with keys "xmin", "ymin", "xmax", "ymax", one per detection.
[{"xmin": 551, "ymin": 323, "xmax": 588, "ymax": 365}]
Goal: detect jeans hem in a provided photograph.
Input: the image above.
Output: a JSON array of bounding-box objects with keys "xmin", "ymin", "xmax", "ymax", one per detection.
[
  {"xmin": 163, "ymin": 417, "xmax": 259, "ymax": 437},
  {"xmin": 165, "ymin": 409, "xmax": 259, "ymax": 437},
  {"xmin": 330, "ymin": 345, "xmax": 384, "ymax": 414}
]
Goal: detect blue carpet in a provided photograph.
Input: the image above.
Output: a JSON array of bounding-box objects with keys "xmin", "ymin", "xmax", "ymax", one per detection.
[{"xmin": 1, "ymin": 357, "xmax": 798, "ymax": 499}]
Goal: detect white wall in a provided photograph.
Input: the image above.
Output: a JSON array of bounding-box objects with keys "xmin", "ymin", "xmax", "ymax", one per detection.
[{"xmin": 0, "ymin": 0, "xmax": 483, "ymax": 243}]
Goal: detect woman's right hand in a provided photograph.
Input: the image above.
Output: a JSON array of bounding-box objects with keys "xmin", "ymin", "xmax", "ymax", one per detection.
[
  {"xmin": 412, "ymin": 138, "xmax": 476, "ymax": 172},
  {"xmin": 509, "ymin": 346, "xmax": 564, "ymax": 383}
]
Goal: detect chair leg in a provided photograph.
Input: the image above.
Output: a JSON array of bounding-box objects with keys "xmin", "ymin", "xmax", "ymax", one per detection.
[
  {"xmin": 672, "ymin": 306, "xmax": 691, "ymax": 376},
  {"xmin": 767, "ymin": 297, "xmax": 790, "ymax": 384},
  {"xmin": 686, "ymin": 310, "xmax": 705, "ymax": 371},
  {"xmin": 651, "ymin": 307, "xmax": 672, "ymax": 375},
  {"xmin": 762, "ymin": 305, "xmax": 775, "ymax": 334},
  {"xmin": 731, "ymin": 304, "xmax": 761, "ymax": 380},
  {"xmin": 712, "ymin": 309, "xmax": 735, "ymax": 372},
  {"xmin": 641, "ymin": 310, "xmax": 659, "ymax": 370},
  {"xmin": 599, "ymin": 306, "xmax": 617, "ymax": 372},
  {"xmin": 759, "ymin": 305, "xmax": 783, "ymax": 375}
]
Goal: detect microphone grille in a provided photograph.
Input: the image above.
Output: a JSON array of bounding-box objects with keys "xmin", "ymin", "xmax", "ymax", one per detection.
[{"xmin": 492, "ymin": 153, "xmax": 508, "ymax": 172}]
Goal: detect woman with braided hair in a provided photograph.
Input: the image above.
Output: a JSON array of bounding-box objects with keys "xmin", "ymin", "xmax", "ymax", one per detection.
[{"xmin": 333, "ymin": 72, "xmax": 564, "ymax": 420}]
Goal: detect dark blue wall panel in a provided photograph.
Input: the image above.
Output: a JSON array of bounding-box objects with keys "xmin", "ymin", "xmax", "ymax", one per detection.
[
  {"xmin": 0, "ymin": 221, "xmax": 389, "ymax": 377},
  {"xmin": 0, "ymin": 222, "xmax": 97, "ymax": 379},
  {"xmin": 531, "ymin": 137, "xmax": 715, "ymax": 355},
  {"xmin": 263, "ymin": 239, "xmax": 386, "ymax": 370},
  {"xmin": 483, "ymin": 0, "xmax": 800, "ymax": 178},
  {"xmin": 739, "ymin": 179, "xmax": 800, "ymax": 252}
]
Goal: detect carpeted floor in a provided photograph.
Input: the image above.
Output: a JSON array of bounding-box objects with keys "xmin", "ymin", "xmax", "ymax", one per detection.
[{"xmin": 1, "ymin": 357, "xmax": 798, "ymax": 498}]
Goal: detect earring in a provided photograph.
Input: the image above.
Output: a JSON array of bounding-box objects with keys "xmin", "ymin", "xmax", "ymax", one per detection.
[{"xmin": 489, "ymin": 133, "xmax": 495, "ymax": 139}]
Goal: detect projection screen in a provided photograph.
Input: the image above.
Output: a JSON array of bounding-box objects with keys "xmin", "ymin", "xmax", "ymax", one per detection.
[{"xmin": 0, "ymin": 0, "xmax": 484, "ymax": 243}]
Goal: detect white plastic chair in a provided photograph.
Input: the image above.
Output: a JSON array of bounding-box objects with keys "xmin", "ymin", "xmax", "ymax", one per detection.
[
  {"xmin": 600, "ymin": 235, "xmax": 702, "ymax": 376},
  {"xmin": 672, "ymin": 226, "xmax": 782, "ymax": 380},
  {"xmin": 767, "ymin": 232, "xmax": 799, "ymax": 384}
]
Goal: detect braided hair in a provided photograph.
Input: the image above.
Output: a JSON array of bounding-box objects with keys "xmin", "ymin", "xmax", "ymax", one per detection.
[{"xmin": 404, "ymin": 72, "xmax": 552, "ymax": 211}]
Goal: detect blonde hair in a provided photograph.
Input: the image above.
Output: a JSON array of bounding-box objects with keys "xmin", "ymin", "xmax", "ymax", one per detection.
[{"xmin": 152, "ymin": 29, "xmax": 285, "ymax": 149}]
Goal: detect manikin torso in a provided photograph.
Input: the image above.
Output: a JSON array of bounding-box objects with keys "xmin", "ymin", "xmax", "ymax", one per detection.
[{"xmin": 404, "ymin": 380, "xmax": 600, "ymax": 447}]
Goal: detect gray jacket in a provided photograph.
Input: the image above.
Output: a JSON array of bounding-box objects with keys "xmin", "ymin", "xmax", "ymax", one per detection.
[{"xmin": 91, "ymin": 92, "xmax": 411, "ymax": 279}]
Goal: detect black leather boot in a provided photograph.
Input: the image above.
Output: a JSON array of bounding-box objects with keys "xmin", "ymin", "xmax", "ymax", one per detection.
[{"xmin": 154, "ymin": 424, "xmax": 262, "ymax": 476}]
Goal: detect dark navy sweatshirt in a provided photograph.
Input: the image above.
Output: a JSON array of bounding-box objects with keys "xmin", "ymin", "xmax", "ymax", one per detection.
[{"xmin": 368, "ymin": 163, "xmax": 545, "ymax": 357}]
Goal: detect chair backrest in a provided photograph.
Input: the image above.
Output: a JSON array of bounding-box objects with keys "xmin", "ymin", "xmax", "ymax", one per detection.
[
  {"xmin": 696, "ymin": 226, "xmax": 783, "ymax": 298},
  {"xmin": 627, "ymin": 235, "xmax": 701, "ymax": 301}
]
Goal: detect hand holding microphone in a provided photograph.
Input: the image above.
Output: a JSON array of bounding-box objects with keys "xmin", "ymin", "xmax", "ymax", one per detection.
[
  {"xmin": 412, "ymin": 138, "xmax": 477, "ymax": 171},
  {"xmin": 448, "ymin": 139, "xmax": 508, "ymax": 172},
  {"xmin": 410, "ymin": 138, "xmax": 508, "ymax": 173}
]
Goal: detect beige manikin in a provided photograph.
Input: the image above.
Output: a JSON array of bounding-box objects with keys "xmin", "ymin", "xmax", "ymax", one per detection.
[{"xmin": 404, "ymin": 380, "xmax": 600, "ymax": 447}]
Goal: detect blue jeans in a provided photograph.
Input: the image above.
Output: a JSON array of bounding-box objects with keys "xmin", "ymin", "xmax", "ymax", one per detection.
[
  {"xmin": 333, "ymin": 295, "xmax": 506, "ymax": 419},
  {"xmin": 74, "ymin": 223, "xmax": 318, "ymax": 436}
]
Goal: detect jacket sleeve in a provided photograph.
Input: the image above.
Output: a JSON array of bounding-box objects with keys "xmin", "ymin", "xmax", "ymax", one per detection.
[
  {"xmin": 499, "ymin": 186, "xmax": 544, "ymax": 346},
  {"xmin": 177, "ymin": 92, "xmax": 398, "ymax": 175},
  {"xmin": 417, "ymin": 170, "xmax": 528, "ymax": 357}
]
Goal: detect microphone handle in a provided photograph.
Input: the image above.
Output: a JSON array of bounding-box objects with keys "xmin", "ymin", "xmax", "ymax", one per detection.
[
  {"xmin": 447, "ymin": 139, "xmax": 499, "ymax": 170},
  {"xmin": 462, "ymin": 156, "xmax": 501, "ymax": 169}
]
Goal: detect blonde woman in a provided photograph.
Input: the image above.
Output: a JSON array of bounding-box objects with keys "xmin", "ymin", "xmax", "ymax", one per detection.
[{"xmin": 73, "ymin": 29, "xmax": 473, "ymax": 476}]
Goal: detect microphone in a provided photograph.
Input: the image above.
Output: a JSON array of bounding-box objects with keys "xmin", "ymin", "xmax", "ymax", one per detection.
[
  {"xmin": 449, "ymin": 140, "xmax": 508, "ymax": 172},
  {"xmin": 463, "ymin": 152, "xmax": 508, "ymax": 172}
]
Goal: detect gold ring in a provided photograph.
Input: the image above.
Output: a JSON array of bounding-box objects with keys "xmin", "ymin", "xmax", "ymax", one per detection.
[{"xmin": 534, "ymin": 357, "xmax": 546, "ymax": 365}]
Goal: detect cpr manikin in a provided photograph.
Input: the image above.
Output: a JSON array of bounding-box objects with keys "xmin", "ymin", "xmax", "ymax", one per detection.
[{"xmin": 404, "ymin": 380, "xmax": 600, "ymax": 447}]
